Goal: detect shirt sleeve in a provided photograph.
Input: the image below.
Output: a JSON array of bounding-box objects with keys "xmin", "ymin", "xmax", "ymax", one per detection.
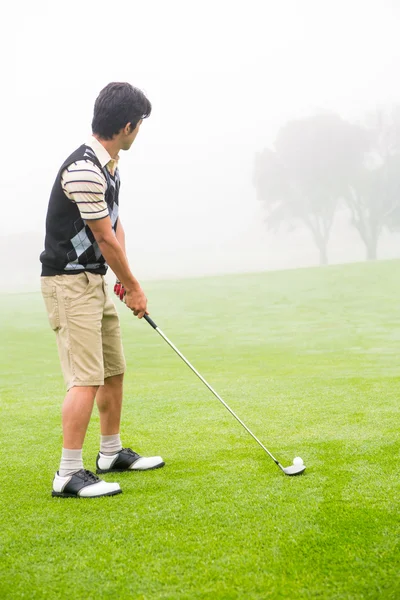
[{"xmin": 61, "ymin": 160, "xmax": 109, "ymax": 221}]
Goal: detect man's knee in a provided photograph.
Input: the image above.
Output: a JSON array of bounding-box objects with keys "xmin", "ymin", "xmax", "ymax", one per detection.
[{"xmin": 103, "ymin": 373, "xmax": 124, "ymax": 386}]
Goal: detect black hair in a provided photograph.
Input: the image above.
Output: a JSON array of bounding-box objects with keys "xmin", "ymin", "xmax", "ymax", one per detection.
[{"xmin": 92, "ymin": 82, "xmax": 152, "ymax": 139}]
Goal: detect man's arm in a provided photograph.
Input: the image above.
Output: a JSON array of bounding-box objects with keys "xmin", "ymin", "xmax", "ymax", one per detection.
[
  {"xmin": 115, "ymin": 218, "xmax": 127, "ymax": 257},
  {"xmin": 60, "ymin": 162, "xmax": 147, "ymax": 318},
  {"xmin": 87, "ymin": 216, "xmax": 147, "ymax": 318}
]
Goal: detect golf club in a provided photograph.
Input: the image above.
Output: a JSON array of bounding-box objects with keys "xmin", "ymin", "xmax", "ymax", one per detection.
[{"xmin": 144, "ymin": 314, "xmax": 306, "ymax": 476}]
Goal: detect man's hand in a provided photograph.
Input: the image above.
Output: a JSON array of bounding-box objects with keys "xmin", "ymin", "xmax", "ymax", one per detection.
[
  {"xmin": 114, "ymin": 280, "xmax": 148, "ymax": 318},
  {"xmin": 125, "ymin": 286, "xmax": 148, "ymax": 318}
]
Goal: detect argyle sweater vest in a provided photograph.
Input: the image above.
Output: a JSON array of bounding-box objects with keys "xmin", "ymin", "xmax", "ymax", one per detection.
[{"xmin": 40, "ymin": 144, "xmax": 120, "ymax": 276}]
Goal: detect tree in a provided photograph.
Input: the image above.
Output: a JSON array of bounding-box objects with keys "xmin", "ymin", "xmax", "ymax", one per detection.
[
  {"xmin": 254, "ymin": 113, "xmax": 367, "ymax": 265},
  {"xmin": 345, "ymin": 107, "xmax": 400, "ymax": 260}
]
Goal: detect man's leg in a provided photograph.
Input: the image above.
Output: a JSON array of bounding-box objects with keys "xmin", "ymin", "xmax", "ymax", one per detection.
[
  {"xmin": 42, "ymin": 273, "xmax": 122, "ymax": 498},
  {"xmin": 96, "ymin": 282, "xmax": 164, "ymax": 473},
  {"xmin": 96, "ymin": 374, "xmax": 123, "ymax": 437},
  {"xmin": 53, "ymin": 381, "xmax": 122, "ymax": 497},
  {"xmin": 96, "ymin": 284, "xmax": 125, "ymax": 459},
  {"xmin": 63, "ymin": 385, "xmax": 98, "ymax": 448},
  {"xmin": 95, "ymin": 373, "xmax": 165, "ymax": 472},
  {"xmin": 57, "ymin": 386, "xmax": 97, "ymax": 477},
  {"xmin": 96, "ymin": 374, "xmax": 124, "ymax": 456}
]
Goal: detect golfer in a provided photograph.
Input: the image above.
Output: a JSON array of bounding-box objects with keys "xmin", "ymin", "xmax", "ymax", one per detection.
[{"xmin": 40, "ymin": 82, "xmax": 164, "ymax": 498}]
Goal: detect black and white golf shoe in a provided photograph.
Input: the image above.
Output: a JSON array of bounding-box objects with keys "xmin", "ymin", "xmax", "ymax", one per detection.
[
  {"xmin": 52, "ymin": 469, "xmax": 122, "ymax": 498},
  {"xmin": 96, "ymin": 448, "xmax": 165, "ymax": 474}
]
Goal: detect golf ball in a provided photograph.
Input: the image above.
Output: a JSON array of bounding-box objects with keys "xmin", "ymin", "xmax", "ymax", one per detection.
[{"xmin": 293, "ymin": 456, "xmax": 304, "ymax": 466}]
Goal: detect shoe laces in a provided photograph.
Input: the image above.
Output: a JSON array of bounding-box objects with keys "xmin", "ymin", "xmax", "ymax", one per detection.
[
  {"xmin": 123, "ymin": 448, "xmax": 140, "ymax": 459},
  {"xmin": 79, "ymin": 469, "xmax": 99, "ymax": 483}
]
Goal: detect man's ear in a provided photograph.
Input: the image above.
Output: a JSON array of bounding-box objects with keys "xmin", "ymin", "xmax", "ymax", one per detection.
[
  {"xmin": 124, "ymin": 122, "xmax": 132, "ymax": 135},
  {"xmin": 126, "ymin": 119, "xmax": 143, "ymax": 135}
]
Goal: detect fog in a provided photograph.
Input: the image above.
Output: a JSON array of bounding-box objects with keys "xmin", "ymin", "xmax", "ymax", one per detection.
[{"xmin": 1, "ymin": 0, "xmax": 400, "ymax": 290}]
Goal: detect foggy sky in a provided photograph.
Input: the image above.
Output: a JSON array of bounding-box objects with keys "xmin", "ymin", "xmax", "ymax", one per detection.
[{"xmin": 2, "ymin": 0, "xmax": 400, "ymax": 284}]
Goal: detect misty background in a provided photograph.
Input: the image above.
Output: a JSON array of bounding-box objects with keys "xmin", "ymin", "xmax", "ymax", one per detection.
[{"xmin": 1, "ymin": 0, "xmax": 400, "ymax": 291}]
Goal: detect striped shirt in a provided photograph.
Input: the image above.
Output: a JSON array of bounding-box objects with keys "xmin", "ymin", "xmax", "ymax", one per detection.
[{"xmin": 61, "ymin": 136, "xmax": 119, "ymax": 221}]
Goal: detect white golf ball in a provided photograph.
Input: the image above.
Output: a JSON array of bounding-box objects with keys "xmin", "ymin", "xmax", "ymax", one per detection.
[{"xmin": 293, "ymin": 456, "xmax": 304, "ymax": 466}]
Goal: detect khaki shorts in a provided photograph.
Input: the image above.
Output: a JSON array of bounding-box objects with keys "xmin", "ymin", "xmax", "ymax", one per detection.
[{"xmin": 41, "ymin": 272, "xmax": 126, "ymax": 390}]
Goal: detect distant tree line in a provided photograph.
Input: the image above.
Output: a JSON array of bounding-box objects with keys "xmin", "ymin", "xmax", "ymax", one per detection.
[{"xmin": 253, "ymin": 108, "xmax": 400, "ymax": 265}]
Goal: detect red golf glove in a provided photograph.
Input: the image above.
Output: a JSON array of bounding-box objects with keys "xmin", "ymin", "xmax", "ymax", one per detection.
[{"xmin": 114, "ymin": 279, "xmax": 125, "ymax": 301}]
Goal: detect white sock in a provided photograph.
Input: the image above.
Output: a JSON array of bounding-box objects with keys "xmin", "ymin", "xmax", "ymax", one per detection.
[
  {"xmin": 100, "ymin": 434, "xmax": 122, "ymax": 456},
  {"xmin": 59, "ymin": 448, "xmax": 84, "ymax": 477}
]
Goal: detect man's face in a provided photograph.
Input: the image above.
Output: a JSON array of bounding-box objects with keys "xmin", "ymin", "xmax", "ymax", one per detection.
[{"xmin": 120, "ymin": 119, "xmax": 143, "ymax": 150}]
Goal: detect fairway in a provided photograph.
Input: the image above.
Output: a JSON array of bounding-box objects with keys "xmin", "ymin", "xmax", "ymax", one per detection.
[{"xmin": 0, "ymin": 261, "xmax": 399, "ymax": 599}]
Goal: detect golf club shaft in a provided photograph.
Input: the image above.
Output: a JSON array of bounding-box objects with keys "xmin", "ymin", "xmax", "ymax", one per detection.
[{"xmin": 144, "ymin": 315, "xmax": 284, "ymax": 471}]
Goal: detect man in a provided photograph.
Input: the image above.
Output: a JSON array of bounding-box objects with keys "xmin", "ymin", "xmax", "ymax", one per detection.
[{"xmin": 40, "ymin": 82, "xmax": 164, "ymax": 498}]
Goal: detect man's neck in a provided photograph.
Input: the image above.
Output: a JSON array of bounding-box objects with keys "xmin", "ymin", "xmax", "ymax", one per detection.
[{"xmin": 93, "ymin": 135, "xmax": 120, "ymax": 159}]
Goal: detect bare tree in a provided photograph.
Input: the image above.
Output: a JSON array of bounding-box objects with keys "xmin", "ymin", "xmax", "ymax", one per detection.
[
  {"xmin": 346, "ymin": 107, "xmax": 400, "ymax": 260},
  {"xmin": 254, "ymin": 113, "xmax": 366, "ymax": 265}
]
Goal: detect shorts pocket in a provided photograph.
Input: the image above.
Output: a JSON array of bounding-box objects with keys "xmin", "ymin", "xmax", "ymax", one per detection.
[{"xmin": 62, "ymin": 272, "xmax": 92, "ymax": 303}]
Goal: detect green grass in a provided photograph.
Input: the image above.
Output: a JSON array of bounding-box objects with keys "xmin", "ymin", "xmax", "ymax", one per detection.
[{"xmin": 0, "ymin": 261, "xmax": 399, "ymax": 599}]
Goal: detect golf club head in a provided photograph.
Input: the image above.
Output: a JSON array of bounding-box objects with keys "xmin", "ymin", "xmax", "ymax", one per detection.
[{"xmin": 282, "ymin": 464, "xmax": 306, "ymax": 476}]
